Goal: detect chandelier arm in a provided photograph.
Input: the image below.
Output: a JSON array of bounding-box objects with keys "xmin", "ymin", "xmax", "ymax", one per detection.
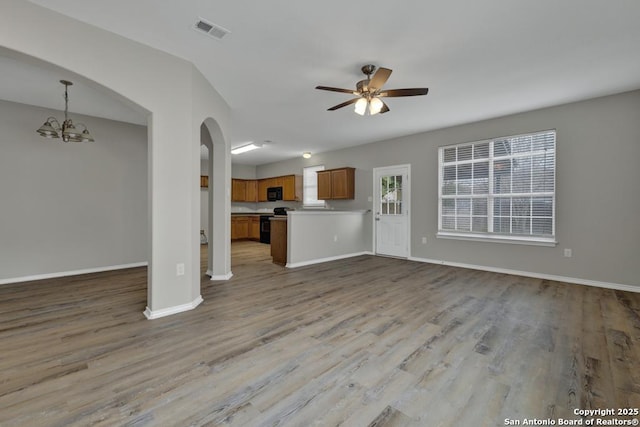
[{"xmin": 48, "ymin": 117, "xmax": 62, "ymax": 131}]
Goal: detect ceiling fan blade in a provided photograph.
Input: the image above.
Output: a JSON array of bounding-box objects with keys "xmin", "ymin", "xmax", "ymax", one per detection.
[
  {"xmin": 379, "ymin": 88, "xmax": 429, "ymax": 97},
  {"xmin": 368, "ymin": 67, "xmax": 392, "ymax": 92},
  {"xmin": 380, "ymin": 100, "xmax": 390, "ymax": 114},
  {"xmin": 327, "ymin": 98, "xmax": 360, "ymax": 111},
  {"xmin": 316, "ymin": 85, "xmax": 356, "ymax": 94}
]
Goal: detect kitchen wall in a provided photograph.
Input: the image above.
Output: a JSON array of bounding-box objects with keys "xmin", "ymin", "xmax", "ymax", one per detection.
[
  {"xmin": 256, "ymin": 90, "xmax": 640, "ymax": 289},
  {"xmin": 231, "ymin": 164, "xmax": 257, "ymax": 179},
  {"xmin": 0, "ymin": 99, "xmax": 147, "ymax": 282}
]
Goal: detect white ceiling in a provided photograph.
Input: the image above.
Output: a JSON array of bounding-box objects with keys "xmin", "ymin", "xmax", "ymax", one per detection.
[{"xmin": 6, "ymin": 0, "xmax": 640, "ymax": 165}]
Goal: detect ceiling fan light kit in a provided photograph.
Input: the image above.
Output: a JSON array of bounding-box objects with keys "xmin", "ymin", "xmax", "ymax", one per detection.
[
  {"xmin": 316, "ymin": 64, "xmax": 429, "ymax": 116},
  {"xmin": 36, "ymin": 80, "xmax": 95, "ymax": 143}
]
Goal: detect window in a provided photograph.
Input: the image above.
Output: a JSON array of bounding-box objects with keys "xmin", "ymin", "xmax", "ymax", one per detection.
[
  {"xmin": 438, "ymin": 130, "xmax": 556, "ymax": 245},
  {"xmin": 380, "ymin": 174, "xmax": 403, "ymax": 215},
  {"xmin": 303, "ymin": 165, "xmax": 325, "ymax": 207}
]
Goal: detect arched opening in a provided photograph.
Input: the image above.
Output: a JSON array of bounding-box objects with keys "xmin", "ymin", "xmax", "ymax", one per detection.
[
  {"xmin": 1, "ymin": 3, "xmax": 232, "ymax": 319},
  {"xmin": 200, "ymin": 118, "xmax": 231, "ymax": 282},
  {"xmin": 0, "ymin": 48, "xmax": 151, "ymax": 302},
  {"xmin": 199, "ymin": 143, "xmax": 211, "ymax": 276}
]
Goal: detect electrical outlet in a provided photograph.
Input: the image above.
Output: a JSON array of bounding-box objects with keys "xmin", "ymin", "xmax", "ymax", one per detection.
[
  {"xmin": 176, "ymin": 263, "xmax": 185, "ymax": 276},
  {"xmin": 563, "ymin": 248, "xmax": 572, "ymax": 258},
  {"xmin": 422, "ymin": 237, "xmax": 427, "ymax": 244},
  {"xmin": 333, "ymin": 235, "xmax": 338, "ymax": 242},
  {"xmin": 368, "ymin": 196, "xmax": 373, "ymax": 202}
]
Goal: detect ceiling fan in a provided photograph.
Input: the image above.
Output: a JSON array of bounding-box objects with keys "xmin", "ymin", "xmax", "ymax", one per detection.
[{"xmin": 316, "ymin": 64, "xmax": 429, "ymax": 115}]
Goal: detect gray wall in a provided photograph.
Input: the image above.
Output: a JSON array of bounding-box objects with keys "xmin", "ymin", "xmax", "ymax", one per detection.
[
  {"xmin": 0, "ymin": 100, "xmax": 147, "ymax": 282},
  {"xmin": 231, "ymin": 164, "xmax": 257, "ymax": 179},
  {"xmin": 257, "ymin": 90, "xmax": 640, "ymax": 288}
]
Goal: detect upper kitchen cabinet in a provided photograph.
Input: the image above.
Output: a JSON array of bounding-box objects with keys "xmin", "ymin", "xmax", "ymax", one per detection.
[
  {"xmin": 257, "ymin": 179, "xmax": 270, "ymax": 202},
  {"xmin": 246, "ymin": 180, "xmax": 258, "ymax": 202},
  {"xmin": 317, "ymin": 167, "xmax": 355, "ymax": 200},
  {"xmin": 257, "ymin": 175, "xmax": 302, "ymax": 202},
  {"xmin": 232, "ymin": 179, "xmax": 258, "ymax": 202},
  {"xmin": 281, "ymin": 175, "xmax": 301, "ymax": 201}
]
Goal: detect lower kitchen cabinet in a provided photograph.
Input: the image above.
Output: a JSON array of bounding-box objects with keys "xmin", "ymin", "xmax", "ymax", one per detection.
[
  {"xmin": 231, "ymin": 215, "xmax": 261, "ymax": 241},
  {"xmin": 249, "ymin": 216, "xmax": 260, "ymax": 240},
  {"xmin": 231, "ymin": 216, "xmax": 249, "ymax": 240}
]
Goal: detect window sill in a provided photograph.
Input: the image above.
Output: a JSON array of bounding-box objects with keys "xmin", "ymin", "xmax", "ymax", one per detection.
[{"xmin": 437, "ymin": 231, "xmax": 557, "ymax": 247}]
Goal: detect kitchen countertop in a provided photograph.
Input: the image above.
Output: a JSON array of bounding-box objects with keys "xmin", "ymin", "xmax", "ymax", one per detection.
[
  {"xmin": 231, "ymin": 212, "xmax": 274, "ymax": 216},
  {"xmin": 287, "ymin": 210, "xmax": 369, "ymax": 215}
]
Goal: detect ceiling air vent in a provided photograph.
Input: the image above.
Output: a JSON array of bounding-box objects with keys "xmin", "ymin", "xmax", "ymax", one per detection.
[{"xmin": 193, "ymin": 18, "xmax": 230, "ymax": 40}]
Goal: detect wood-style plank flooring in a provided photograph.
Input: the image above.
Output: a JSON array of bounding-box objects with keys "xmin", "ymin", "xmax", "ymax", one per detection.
[{"xmin": 1, "ymin": 241, "xmax": 639, "ymax": 426}]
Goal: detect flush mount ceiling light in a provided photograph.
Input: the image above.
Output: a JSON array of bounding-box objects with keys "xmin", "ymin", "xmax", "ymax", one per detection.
[
  {"xmin": 36, "ymin": 80, "xmax": 94, "ymax": 143},
  {"xmin": 316, "ymin": 64, "xmax": 429, "ymax": 115},
  {"xmin": 302, "ymin": 152, "xmax": 312, "ymax": 159},
  {"xmin": 231, "ymin": 142, "xmax": 262, "ymax": 155}
]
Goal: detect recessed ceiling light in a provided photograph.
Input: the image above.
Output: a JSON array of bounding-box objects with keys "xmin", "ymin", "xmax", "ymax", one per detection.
[{"xmin": 302, "ymin": 152, "xmax": 312, "ymax": 159}]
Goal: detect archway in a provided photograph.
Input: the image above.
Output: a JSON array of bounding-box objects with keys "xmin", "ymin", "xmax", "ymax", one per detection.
[
  {"xmin": 200, "ymin": 118, "xmax": 232, "ymax": 282},
  {"xmin": 1, "ymin": 2, "xmax": 232, "ymax": 318}
]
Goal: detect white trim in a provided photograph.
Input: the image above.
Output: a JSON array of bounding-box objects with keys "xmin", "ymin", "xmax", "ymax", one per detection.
[
  {"xmin": 437, "ymin": 231, "xmax": 557, "ymax": 247},
  {"xmin": 286, "ymin": 251, "xmax": 374, "ymax": 269},
  {"xmin": 209, "ymin": 271, "xmax": 233, "ymax": 281},
  {"xmin": 143, "ymin": 295, "xmax": 204, "ymax": 320},
  {"xmin": 407, "ymin": 256, "xmax": 639, "ymax": 293},
  {"xmin": 373, "ymin": 164, "xmax": 412, "ymax": 258},
  {"xmin": 0, "ymin": 262, "xmax": 148, "ymax": 286}
]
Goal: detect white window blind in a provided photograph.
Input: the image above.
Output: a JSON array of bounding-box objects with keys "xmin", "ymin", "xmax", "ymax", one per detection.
[
  {"xmin": 303, "ymin": 165, "xmax": 325, "ymax": 207},
  {"xmin": 438, "ymin": 130, "xmax": 556, "ymax": 244}
]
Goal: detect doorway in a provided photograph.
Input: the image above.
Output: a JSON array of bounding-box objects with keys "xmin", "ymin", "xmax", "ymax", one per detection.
[{"xmin": 373, "ymin": 164, "xmax": 411, "ymax": 258}]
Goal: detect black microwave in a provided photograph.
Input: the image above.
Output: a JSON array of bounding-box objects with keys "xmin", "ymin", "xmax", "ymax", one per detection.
[{"xmin": 267, "ymin": 186, "xmax": 283, "ymax": 201}]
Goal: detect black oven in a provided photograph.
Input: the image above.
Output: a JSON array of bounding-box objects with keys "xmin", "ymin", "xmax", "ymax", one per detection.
[
  {"xmin": 259, "ymin": 215, "xmax": 272, "ymax": 244},
  {"xmin": 267, "ymin": 186, "xmax": 283, "ymax": 201}
]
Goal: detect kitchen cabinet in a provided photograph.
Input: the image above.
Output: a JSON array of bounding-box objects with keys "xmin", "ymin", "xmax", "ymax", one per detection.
[
  {"xmin": 281, "ymin": 175, "xmax": 298, "ymax": 201},
  {"xmin": 270, "ymin": 217, "xmax": 287, "ymax": 266},
  {"xmin": 256, "ymin": 175, "xmax": 301, "ymax": 202},
  {"xmin": 232, "ymin": 179, "xmax": 246, "ymax": 202},
  {"xmin": 317, "ymin": 170, "xmax": 333, "ymax": 200},
  {"xmin": 249, "ymin": 216, "xmax": 260, "ymax": 240},
  {"xmin": 232, "ymin": 179, "xmax": 258, "ymax": 202},
  {"xmin": 246, "ymin": 180, "xmax": 258, "ymax": 202},
  {"xmin": 231, "ymin": 215, "xmax": 261, "ymax": 241},
  {"xmin": 257, "ymin": 179, "xmax": 270, "ymax": 202},
  {"xmin": 317, "ymin": 167, "xmax": 355, "ymax": 200},
  {"xmin": 231, "ymin": 216, "xmax": 249, "ymax": 240}
]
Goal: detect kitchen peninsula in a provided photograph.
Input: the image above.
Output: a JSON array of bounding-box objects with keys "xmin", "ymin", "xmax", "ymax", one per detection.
[{"xmin": 269, "ymin": 210, "xmax": 370, "ymax": 267}]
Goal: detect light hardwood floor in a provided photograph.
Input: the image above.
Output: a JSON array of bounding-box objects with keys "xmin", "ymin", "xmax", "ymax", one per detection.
[{"xmin": 1, "ymin": 241, "xmax": 639, "ymax": 426}]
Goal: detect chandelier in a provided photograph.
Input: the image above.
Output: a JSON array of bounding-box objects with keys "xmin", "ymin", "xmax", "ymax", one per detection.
[{"xmin": 36, "ymin": 80, "xmax": 94, "ymax": 142}]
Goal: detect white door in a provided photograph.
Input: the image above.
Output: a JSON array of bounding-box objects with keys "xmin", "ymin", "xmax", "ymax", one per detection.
[{"xmin": 374, "ymin": 165, "xmax": 410, "ymax": 258}]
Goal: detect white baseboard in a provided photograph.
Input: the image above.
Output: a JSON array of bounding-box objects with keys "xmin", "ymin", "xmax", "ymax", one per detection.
[
  {"xmin": 209, "ymin": 271, "xmax": 233, "ymax": 281},
  {"xmin": 143, "ymin": 295, "xmax": 203, "ymax": 320},
  {"xmin": 0, "ymin": 262, "xmax": 148, "ymax": 286},
  {"xmin": 408, "ymin": 256, "xmax": 639, "ymax": 293},
  {"xmin": 287, "ymin": 251, "xmax": 374, "ymax": 268}
]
